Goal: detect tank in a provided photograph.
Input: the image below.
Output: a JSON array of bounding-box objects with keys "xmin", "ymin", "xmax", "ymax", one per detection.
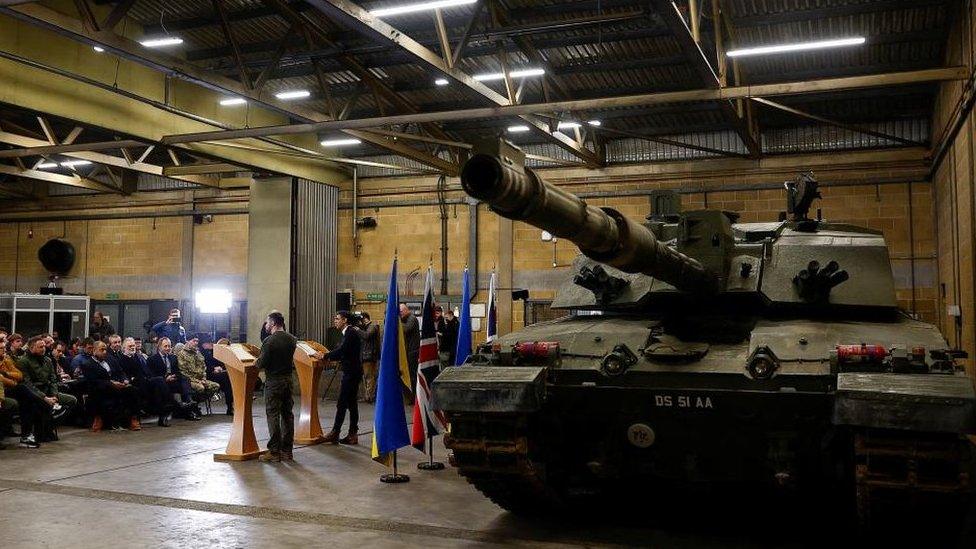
[{"xmin": 432, "ymin": 139, "xmax": 976, "ymax": 538}]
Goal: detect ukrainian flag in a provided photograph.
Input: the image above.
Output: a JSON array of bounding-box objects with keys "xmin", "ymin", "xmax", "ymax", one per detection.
[{"xmin": 372, "ymin": 258, "xmax": 412, "ymax": 466}]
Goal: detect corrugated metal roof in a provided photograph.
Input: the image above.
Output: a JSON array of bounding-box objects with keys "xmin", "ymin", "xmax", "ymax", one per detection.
[{"xmin": 5, "ymin": 0, "xmax": 953, "ymax": 182}]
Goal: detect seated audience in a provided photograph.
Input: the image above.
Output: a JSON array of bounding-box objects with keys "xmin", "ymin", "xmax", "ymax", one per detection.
[
  {"xmin": 53, "ymin": 342, "xmax": 72, "ymax": 382},
  {"xmin": 68, "ymin": 338, "xmax": 82, "ymax": 359},
  {"xmin": 120, "ymin": 337, "xmax": 175, "ymax": 427},
  {"xmin": 0, "ymin": 338, "xmax": 26, "ymax": 445},
  {"xmin": 69, "ymin": 337, "xmax": 95, "ymax": 378},
  {"xmin": 133, "ymin": 337, "xmax": 148, "ymax": 360},
  {"xmin": 148, "ymin": 338, "xmax": 200, "ymax": 421},
  {"xmin": 79, "ymin": 340, "xmax": 140, "ymax": 432},
  {"xmin": 8, "ymin": 333, "xmax": 25, "ymax": 358},
  {"xmin": 18, "ymin": 335, "xmax": 77, "ymax": 442},
  {"xmin": 178, "ymin": 337, "xmax": 221, "ymax": 400}
]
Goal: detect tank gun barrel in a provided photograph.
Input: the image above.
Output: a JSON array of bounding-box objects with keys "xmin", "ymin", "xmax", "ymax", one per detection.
[{"xmin": 461, "ymin": 142, "xmax": 717, "ymax": 292}]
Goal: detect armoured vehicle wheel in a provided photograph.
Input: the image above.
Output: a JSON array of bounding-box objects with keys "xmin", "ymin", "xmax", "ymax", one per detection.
[
  {"xmin": 853, "ymin": 429, "xmax": 975, "ymax": 543},
  {"xmin": 446, "ymin": 412, "xmax": 572, "ymax": 515}
]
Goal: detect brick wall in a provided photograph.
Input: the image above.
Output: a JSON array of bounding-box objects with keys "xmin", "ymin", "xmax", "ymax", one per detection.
[
  {"xmin": 0, "ymin": 213, "xmax": 249, "ymax": 301},
  {"xmin": 931, "ymin": 0, "xmax": 976, "ymax": 377}
]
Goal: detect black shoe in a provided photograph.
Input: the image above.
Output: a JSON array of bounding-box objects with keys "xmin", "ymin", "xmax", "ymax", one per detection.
[
  {"xmin": 187, "ymin": 412, "xmax": 202, "ymax": 421},
  {"xmin": 157, "ymin": 415, "xmax": 171, "ymax": 427},
  {"xmin": 19, "ymin": 435, "xmax": 39, "ymax": 449}
]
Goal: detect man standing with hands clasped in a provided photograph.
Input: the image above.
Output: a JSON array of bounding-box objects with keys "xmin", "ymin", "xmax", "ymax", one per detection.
[
  {"xmin": 319, "ymin": 311, "xmax": 362, "ymax": 445},
  {"xmin": 255, "ymin": 311, "xmax": 297, "ymax": 463}
]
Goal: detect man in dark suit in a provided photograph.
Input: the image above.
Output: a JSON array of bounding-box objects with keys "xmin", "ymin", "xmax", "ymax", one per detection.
[
  {"xmin": 80, "ymin": 341, "xmax": 141, "ymax": 431},
  {"xmin": 121, "ymin": 337, "xmax": 174, "ymax": 427},
  {"xmin": 321, "ymin": 311, "xmax": 363, "ymax": 445},
  {"xmin": 147, "ymin": 338, "xmax": 199, "ymax": 421}
]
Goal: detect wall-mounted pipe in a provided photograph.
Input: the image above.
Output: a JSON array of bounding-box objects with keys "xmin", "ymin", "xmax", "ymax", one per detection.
[
  {"xmin": 352, "ymin": 167, "xmax": 360, "ymax": 257},
  {"xmin": 0, "ymin": 208, "xmax": 249, "ymax": 223},
  {"xmin": 469, "ymin": 200, "xmax": 479, "ymax": 300}
]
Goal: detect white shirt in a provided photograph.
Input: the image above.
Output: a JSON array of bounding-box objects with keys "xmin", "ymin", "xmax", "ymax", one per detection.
[{"xmin": 100, "ymin": 360, "xmax": 111, "ymax": 373}]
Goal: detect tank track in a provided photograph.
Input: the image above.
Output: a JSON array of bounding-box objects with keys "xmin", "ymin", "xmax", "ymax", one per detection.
[
  {"xmin": 854, "ymin": 429, "xmax": 974, "ymax": 537},
  {"xmin": 444, "ymin": 412, "xmax": 566, "ymax": 515}
]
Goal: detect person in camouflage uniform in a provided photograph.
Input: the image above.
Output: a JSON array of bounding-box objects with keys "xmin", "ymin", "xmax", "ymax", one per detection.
[{"xmin": 177, "ymin": 337, "xmax": 220, "ymax": 396}]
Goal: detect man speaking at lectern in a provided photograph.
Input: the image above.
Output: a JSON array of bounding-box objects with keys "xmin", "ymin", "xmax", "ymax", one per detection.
[{"xmin": 254, "ymin": 311, "xmax": 297, "ymax": 463}]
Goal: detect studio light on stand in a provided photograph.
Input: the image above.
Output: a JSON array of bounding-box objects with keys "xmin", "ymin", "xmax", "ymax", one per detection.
[{"xmin": 195, "ymin": 289, "xmax": 232, "ymax": 341}]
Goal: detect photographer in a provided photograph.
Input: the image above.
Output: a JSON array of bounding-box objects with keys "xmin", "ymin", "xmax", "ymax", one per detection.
[{"xmin": 151, "ymin": 308, "xmax": 187, "ymax": 345}]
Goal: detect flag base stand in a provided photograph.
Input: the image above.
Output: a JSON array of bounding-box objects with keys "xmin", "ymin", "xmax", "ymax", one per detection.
[
  {"xmin": 380, "ymin": 473, "xmax": 411, "ymax": 483},
  {"xmin": 417, "ymin": 435, "xmax": 444, "ymax": 470},
  {"xmin": 380, "ymin": 451, "xmax": 411, "ymax": 483}
]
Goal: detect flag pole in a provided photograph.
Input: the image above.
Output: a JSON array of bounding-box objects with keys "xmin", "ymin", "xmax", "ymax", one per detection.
[
  {"xmin": 381, "ymin": 449, "xmax": 411, "ymax": 483},
  {"xmin": 418, "ymin": 434, "xmax": 445, "ymax": 470}
]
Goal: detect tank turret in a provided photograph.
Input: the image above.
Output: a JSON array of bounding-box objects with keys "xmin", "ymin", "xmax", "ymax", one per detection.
[{"xmin": 461, "ymin": 139, "xmax": 719, "ymax": 293}]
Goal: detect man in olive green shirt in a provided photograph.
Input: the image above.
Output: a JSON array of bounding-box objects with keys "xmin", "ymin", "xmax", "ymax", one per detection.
[
  {"xmin": 18, "ymin": 336, "xmax": 77, "ymax": 441},
  {"xmin": 255, "ymin": 311, "xmax": 298, "ymax": 462}
]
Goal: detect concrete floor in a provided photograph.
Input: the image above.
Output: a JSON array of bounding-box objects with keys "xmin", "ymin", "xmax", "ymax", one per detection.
[{"xmin": 0, "ymin": 398, "xmax": 809, "ymax": 549}]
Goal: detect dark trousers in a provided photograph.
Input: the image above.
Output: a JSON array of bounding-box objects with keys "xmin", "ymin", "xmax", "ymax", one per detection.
[
  {"xmin": 0, "ymin": 397, "xmax": 18, "ymax": 436},
  {"xmin": 209, "ymin": 371, "xmax": 233, "ymax": 407},
  {"xmin": 89, "ymin": 383, "xmax": 139, "ymax": 425},
  {"xmin": 265, "ymin": 376, "xmax": 294, "ymax": 454},
  {"xmin": 8, "ymin": 384, "xmax": 43, "ymax": 437},
  {"xmin": 134, "ymin": 377, "xmax": 175, "ymax": 416},
  {"xmin": 166, "ymin": 376, "xmax": 193, "ymax": 402},
  {"xmin": 332, "ymin": 372, "xmax": 362, "ymax": 433}
]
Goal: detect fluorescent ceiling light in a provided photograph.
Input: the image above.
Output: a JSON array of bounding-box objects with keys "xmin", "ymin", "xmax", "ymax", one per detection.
[
  {"xmin": 557, "ymin": 121, "xmax": 581, "ymax": 130},
  {"xmin": 727, "ymin": 37, "xmax": 865, "ymax": 58},
  {"xmin": 61, "ymin": 160, "xmax": 92, "ymax": 168},
  {"xmin": 473, "ymin": 68, "xmax": 545, "ymax": 82},
  {"xmin": 588, "ymin": 120, "xmax": 602, "ymax": 126},
  {"xmin": 219, "ymin": 97, "xmax": 247, "ymax": 106},
  {"xmin": 321, "ymin": 138, "xmax": 362, "ymax": 147},
  {"xmin": 371, "ymin": 0, "xmax": 477, "ymax": 17},
  {"xmin": 275, "ymin": 89, "xmax": 311, "ymax": 100},
  {"xmin": 36, "ymin": 162, "xmax": 58, "ymax": 169},
  {"xmin": 507, "ymin": 125, "xmax": 530, "ymax": 133},
  {"xmin": 434, "ymin": 78, "xmax": 449, "ymax": 86},
  {"xmin": 93, "ymin": 46, "xmax": 105, "ymax": 53},
  {"xmin": 140, "ymin": 36, "xmax": 184, "ymax": 48}
]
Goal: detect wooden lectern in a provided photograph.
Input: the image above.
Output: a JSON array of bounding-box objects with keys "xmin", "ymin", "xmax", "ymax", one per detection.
[
  {"xmin": 213, "ymin": 343, "xmax": 265, "ymax": 461},
  {"xmin": 294, "ymin": 340, "xmax": 329, "ymax": 445}
]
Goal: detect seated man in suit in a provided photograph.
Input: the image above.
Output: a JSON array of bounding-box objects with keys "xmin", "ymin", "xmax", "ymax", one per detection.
[
  {"xmin": 320, "ymin": 311, "xmax": 363, "ymax": 445},
  {"xmin": 80, "ymin": 341, "xmax": 141, "ymax": 432},
  {"xmin": 120, "ymin": 337, "xmax": 175, "ymax": 427},
  {"xmin": 148, "ymin": 338, "xmax": 200, "ymax": 421}
]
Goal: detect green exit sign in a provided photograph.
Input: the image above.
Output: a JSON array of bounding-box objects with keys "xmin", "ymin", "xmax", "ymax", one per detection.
[
  {"xmin": 365, "ymin": 293, "xmax": 386, "ymax": 301},
  {"xmin": 105, "ymin": 293, "xmax": 119, "ymax": 300}
]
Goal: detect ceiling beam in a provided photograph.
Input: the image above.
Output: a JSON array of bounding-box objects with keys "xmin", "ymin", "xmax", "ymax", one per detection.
[
  {"xmin": 160, "ymin": 67, "xmax": 968, "ymax": 145},
  {"xmin": 304, "ymin": 0, "xmax": 601, "ymax": 167},
  {"xmin": 651, "ymin": 0, "xmax": 760, "ymax": 157},
  {"xmin": 1, "ymin": 2, "xmax": 455, "ymax": 175},
  {"xmin": 163, "ymin": 162, "xmax": 243, "ymax": 176},
  {"xmin": 0, "ymin": 139, "xmax": 146, "ymax": 158},
  {"xmin": 262, "ymin": 0, "xmax": 461, "ymax": 174},
  {"xmin": 0, "ymin": 163, "xmax": 121, "ymax": 193},
  {"xmin": 0, "ymin": 131, "xmax": 218, "ymax": 187},
  {"xmin": 750, "ymin": 97, "xmax": 925, "ymax": 146}
]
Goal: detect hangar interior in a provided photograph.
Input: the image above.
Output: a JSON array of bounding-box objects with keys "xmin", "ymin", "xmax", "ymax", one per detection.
[{"xmin": 1, "ymin": 0, "xmax": 976, "ymax": 547}]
